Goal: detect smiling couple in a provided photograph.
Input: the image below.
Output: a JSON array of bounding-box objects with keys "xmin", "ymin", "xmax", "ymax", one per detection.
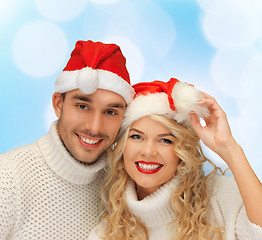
[{"xmin": 1, "ymin": 40, "xmax": 262, "ymax": 240}]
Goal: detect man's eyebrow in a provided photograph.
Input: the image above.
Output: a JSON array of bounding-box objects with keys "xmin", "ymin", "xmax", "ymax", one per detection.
[
  {"xmin": 107, "ymin": 103, "xmax": 126, "ymax": 109},
  {"xmin": 72, "ymin": 95, "xmax": 92, "ymax": 102},
  {"xmin": 72, "ymin": 95, "xmax": 126, "ymax": 108}
]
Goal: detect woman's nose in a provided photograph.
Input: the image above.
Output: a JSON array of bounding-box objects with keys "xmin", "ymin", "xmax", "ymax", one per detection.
[{"xmin": 140, "ymin": 140, "xmax": 157, "ymax": 157}]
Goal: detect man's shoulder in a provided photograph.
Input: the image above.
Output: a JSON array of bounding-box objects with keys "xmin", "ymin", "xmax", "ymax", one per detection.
[
  {"xmin": 0, "ymin": 123, "xmax": 55, "ymax": 164},
  {"xmin": 0, "ymin": 141, "xmax": 40, "ymax": 167}
]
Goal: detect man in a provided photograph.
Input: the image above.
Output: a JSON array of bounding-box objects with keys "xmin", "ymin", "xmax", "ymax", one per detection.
[{"xmin": 0, "ymin": 40, "xmax": 134, "ymax": 239}]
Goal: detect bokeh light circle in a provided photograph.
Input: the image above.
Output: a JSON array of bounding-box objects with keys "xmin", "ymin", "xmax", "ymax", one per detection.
[
  {"xmin": 91, "ymin": 0, "xmax": 123, "ymax": 5},
  {"xmin": 34, "ymin": 0, "xmax": 88, "ymax": 22},
  {"xmin": 202, "ymin": 0, "xmax": 260, "ymax": 49},
  {"xmin": 13, "ymin": 20, "xmax": 68, "ymax": 78},
  {"xmin": 210, "ymin": 47, "xmax": 258, "ymax": 97}
]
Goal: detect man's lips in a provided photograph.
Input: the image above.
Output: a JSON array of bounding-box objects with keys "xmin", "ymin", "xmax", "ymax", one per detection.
[
  {"xmin": 77, "ymin": 134, "xmax": 103, "ymax": 149},
  {"xmin": 135, "ymin": 161, "xmax": 163, "ymax": 174}
]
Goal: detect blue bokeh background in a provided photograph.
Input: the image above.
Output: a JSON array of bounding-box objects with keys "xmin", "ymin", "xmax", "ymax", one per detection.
[{"xmin": 1, "ymin": 0, "xmax": 262, "ymax": 180}]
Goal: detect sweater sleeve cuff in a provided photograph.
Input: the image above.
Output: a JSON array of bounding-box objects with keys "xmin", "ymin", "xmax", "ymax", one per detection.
[
  {"xmin": 236, "ymin": 206, "xmax": 262, "ymax": 240},
  {"xmin": 247, "ymin": 220, "xmax": 262, "ymax": 240}
]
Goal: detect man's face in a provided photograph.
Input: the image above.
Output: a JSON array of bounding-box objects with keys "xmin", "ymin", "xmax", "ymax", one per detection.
[{"xmin": 53, "ymin": 89, "xmax": 126, "ymax": 164}]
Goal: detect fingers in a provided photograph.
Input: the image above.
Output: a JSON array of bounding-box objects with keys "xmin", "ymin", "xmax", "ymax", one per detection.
[
  {"xmin": 198, "ymin": 92, "xmax": 224, "ymax": 117},
  {"xmin": 198, "ymin": 92, "xmax": 230, "ymax": 131},
  {"xmin": 197, "ymin": 93, "xmax": 228, "ymax": 130},
  {"xmin": 200, "ymin": 91, "xmax": 216, "ymax": 100},
  {"xmin": 199, "ymin": 98, "xmax": 221, "ymax": 113},
  {"xmin": 190, "ymin": 112, "xmax": 203, "ymax": 137}
]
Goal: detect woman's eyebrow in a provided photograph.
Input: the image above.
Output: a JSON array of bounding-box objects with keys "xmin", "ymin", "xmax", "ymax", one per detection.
[
  {"xmin": 158, "ymin": 133, "xmax": 175, "ymax": 138},
  {"xmin": 129, "ymin": 128, "xmax": 144, "ymax": 134},
  {"xmin": 129, "ymin": 129, "xmax": 175, "ymax": 138}
]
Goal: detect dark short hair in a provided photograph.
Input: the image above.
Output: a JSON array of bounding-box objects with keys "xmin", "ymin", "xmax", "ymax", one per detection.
[{"xmin": 61, "ymin": 92, "xmax": 66, "ymax": 101}]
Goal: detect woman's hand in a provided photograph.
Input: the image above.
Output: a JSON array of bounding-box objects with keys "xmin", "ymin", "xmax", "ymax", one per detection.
[{"xmin": 190, "ymin": 92, "xmax": 238, "ymax": 163}]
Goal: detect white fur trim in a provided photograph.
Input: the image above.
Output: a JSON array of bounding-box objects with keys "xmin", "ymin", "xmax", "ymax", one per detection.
[
  {"xmin": 172, "ymin": 82, "xmax": 209, "ymax": 125},
  {"xmin": 122, "ymin": 82, "xmax": 209, "ymax": 130},
  {"xmin": 55, "ymin": 67, "xmax": 134, "ymax": 104},
  {"xmin": 122, "ymin": 93, "xmax": 173, "ymax": 131}
]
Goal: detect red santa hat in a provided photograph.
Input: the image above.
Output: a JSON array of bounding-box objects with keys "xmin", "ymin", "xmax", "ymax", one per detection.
[
  {"xmin": 55, "ymin": 40, "xmax": 134, "ymax": 104},
  {"xmin": 122, "ymin": 78, "xmax": 209, "ymax": 129}
]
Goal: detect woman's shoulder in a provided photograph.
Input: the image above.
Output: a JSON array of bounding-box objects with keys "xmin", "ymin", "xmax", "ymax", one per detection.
[
  {"xmin": 207, "ymin": 174, "xmax": 242, "ymax": 203},
  {"xmin": 207, "ymin": 173, "xmax": 235, "ymax": 186}
]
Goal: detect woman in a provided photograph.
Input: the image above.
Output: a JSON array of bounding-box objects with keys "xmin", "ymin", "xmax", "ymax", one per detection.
[{"xmin": 88, "ymin": 78, "xmax": 262, "ymax": 240}]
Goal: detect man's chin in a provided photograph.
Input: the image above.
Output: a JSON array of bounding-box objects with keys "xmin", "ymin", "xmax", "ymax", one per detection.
[{"xmin": 75, "ymin": 149, "xmax": 107, "ymax": 165}]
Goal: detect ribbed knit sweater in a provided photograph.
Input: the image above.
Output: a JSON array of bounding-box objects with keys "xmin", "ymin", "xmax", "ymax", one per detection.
[
  {"xmin": 0, "ymin": 121, "xmax": 106, "ymax": 240},
  {"xmin": 88, "ymin": 175, "xmax": 262, "ymax": 240}
]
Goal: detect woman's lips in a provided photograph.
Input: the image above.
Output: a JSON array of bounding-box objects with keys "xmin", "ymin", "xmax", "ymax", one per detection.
[{"xmin": 135, "ymin": 161, "xmax": 163, "ymax": 174}]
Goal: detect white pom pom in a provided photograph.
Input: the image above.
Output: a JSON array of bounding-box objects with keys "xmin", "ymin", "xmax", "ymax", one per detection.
[
  {"xmin": 76, "ymin": 68, "xmax": 98, "ymax": 95},
  {"xmin": 172, "ymin": 82, "xmax": 209, "ymax": 125}
]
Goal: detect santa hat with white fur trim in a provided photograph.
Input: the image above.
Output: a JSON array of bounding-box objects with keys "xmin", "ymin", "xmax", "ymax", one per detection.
[
  {"xmin": 122, "ymin": 78, "xmax": 209, "ymax": 130},
  {"xmin": 55, "ymin": 40, "xmax": 134, "ymax": 104}
]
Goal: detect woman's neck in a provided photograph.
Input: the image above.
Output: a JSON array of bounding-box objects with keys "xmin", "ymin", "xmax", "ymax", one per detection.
[{"xmin": 136, "ymin": 184, "xmax": 162, "ymax": 200}]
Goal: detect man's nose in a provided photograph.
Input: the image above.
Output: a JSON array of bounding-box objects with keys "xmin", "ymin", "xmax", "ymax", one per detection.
[{"xmin": 86, "ymin": 111, "xmax": 104, "ymax": 135}]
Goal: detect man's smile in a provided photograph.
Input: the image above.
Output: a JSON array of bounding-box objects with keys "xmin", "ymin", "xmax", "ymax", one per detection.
[{"xmin": 77, "ymin": 134, "xmax": 103, "ymax": 148}]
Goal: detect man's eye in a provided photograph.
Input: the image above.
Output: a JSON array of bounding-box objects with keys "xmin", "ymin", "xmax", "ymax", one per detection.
[
  {"xmin": 105, "ymin": 110, "xmax": 117, "ymax": 116},
  {"xmin": 78, "ymin": 104, "xmax": 89, "ymax": 110},
  {"xmin": 129, "ymin": 134, "xmax": 142, "ymax": 140}
]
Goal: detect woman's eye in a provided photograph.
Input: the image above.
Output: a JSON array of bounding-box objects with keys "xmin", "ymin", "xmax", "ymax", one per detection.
[
  {"xmin": 160, "ymin": 138, "xmax": 173, "ymax": 144},
  {"xmin": 129, "ymin": 134, "xmax": 142, "ymax": 140}
]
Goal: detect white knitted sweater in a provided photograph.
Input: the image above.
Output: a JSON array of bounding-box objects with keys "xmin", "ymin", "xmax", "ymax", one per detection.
[
  {"xmin": 0, "ymin": 121, "xmax": 106, "ymax": 240},
  {"xmin": 88, "ymin": 175, "xmax": 262, "ymax": 240}
]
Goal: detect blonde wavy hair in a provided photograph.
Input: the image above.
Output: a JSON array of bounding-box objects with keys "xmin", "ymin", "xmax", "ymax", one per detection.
[{"xmin": 101, "ymin": 114, "xmax": 224, "ymax": 240}]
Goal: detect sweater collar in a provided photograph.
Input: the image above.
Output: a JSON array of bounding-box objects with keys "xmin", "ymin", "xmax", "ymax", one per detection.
[
  {"xmin": 37, "ymin": 121, "xmax": 106, "ymax": 185},
  {"xmin": 125, "ymin": 177, "xmax": 178, "ymax": 228}
]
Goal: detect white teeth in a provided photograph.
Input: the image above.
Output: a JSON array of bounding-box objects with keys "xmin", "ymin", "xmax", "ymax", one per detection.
[
  {"xmin": 137, "ymin": 163, "xmax": 162, "ymax": 170},
  {"xmin": 79, "ymin": 136, "xmax": 100, "ymax": 144}
]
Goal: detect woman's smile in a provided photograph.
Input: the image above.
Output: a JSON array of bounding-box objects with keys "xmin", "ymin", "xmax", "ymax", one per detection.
[{"xmin": 135, "ymin": 161, "xmax": 163, "ymax": 174}]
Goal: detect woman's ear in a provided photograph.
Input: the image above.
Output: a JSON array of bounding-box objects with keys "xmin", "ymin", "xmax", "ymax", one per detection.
[{"xmin": 52, "ymin": 92, "xmax": 63, "ymax": 119}]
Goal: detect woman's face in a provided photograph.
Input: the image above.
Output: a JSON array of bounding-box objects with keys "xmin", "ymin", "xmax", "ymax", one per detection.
[{"xmin": 123, "ymin": 116, "xmax": 180, "ymax": 199}]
